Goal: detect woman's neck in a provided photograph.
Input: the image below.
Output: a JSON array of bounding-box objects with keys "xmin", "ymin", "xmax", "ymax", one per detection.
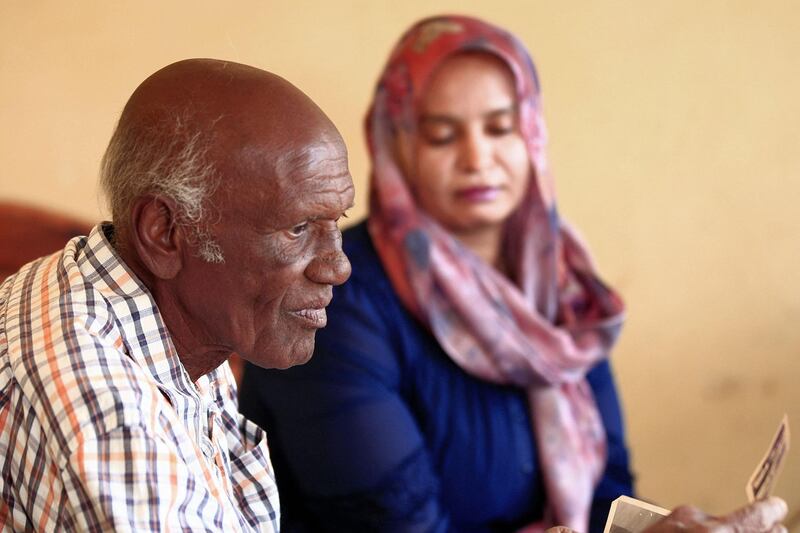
[{"xmin": 451, "ymin": 224, "xmax": 504, "ymax": 270}]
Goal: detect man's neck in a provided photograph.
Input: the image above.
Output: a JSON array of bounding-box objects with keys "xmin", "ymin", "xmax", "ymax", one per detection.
[
  {"xmin": 149, "ymin": 284, "xmax": 233, "ymax": 382},
  {"xmin": 115, "ymin": 239, "xmax": 230, "ymax": 383}
]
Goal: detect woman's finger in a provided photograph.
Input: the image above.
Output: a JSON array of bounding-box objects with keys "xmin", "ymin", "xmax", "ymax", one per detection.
[{"xmin": 721, "ymin": 497, "xmax": 788, "ymax": 532}]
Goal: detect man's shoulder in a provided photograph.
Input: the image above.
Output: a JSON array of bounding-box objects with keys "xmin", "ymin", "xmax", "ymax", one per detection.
[
  {"xmin": 0, "ymin": 245, "xmax": 166, "ymax": 447},
  {"xmin": 1, "ymin": 240, "xmax": 118, "ymax": 354}
]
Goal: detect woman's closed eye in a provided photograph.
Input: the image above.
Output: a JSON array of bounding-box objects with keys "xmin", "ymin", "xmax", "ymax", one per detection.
[
  {"xmin": 485, "ymin": 112, "xmax": 517, "ymax": 137},
  {"xmin": 419, "ymin": 118, "xmax": 458, "ymax": 146}
]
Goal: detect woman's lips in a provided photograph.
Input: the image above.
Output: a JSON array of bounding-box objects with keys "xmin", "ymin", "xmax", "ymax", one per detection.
[{"xmin": 456, "ymin": 185, "xmax": 501, "ymax": 202}]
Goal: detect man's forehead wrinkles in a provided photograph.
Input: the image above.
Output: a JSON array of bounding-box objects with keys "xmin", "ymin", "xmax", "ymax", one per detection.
[
  {"xmin": 290, "ymin": 169, "xmax": 352, "ymax": 188},
  {"xmin": 281, "ymin": 180, "xmax": 354, "ymax": 207},
  {"xmin": 236, "ymin": 157, "xmax": 351, "ymax": 216},
  {"xmin": 274, "ymin": 141, "xmax": 346, "ymax": 174}
]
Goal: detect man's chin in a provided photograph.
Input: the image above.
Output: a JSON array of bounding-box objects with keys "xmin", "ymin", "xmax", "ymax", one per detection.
[
  {"xmin": 273, "ymin": 348, "xmax": 314, "ymax": 369},
  {"xmin": 248, "ymin": 338, "xmax": 315, "ymax": 370}
]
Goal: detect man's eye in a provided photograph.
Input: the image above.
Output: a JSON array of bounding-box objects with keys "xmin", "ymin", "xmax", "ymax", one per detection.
[{"xmin": 287, "ymin": 222, "xmax": 309, "ymax": 237}]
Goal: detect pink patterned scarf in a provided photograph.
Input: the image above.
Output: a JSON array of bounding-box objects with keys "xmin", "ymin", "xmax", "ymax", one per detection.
[{"xmin": 365, "ymin": 15, "xmax": 626, "ymax": 532}]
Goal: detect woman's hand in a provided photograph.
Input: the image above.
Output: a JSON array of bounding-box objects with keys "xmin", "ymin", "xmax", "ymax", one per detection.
[
  {"xmin": 643, "ymin": 497, "xmax": 788, "ymax": 533},
  {"xmin": 544, "ymin": 497, "xmax": 788, "ymax": 533}
]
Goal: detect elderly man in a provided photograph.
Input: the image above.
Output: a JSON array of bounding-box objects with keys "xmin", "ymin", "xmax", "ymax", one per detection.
[{"xmin": 0, "ymin": 59, "xmax": 352, "ymax": 530}]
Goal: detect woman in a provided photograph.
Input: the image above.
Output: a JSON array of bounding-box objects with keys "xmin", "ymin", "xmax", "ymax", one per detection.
[{"xmin": 241, "ymin": 15, "xmax": 632, "ymax": 532}]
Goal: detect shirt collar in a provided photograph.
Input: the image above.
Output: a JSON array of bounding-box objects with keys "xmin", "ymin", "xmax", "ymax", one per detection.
[{"xmin": 76, "ymin": 222, "xmax": 201, "ymax": 396}]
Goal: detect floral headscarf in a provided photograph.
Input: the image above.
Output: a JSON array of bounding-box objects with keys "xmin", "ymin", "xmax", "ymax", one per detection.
[{"xmin": 366, "ymin": 15, "xmax": 626, "ymax": 532}]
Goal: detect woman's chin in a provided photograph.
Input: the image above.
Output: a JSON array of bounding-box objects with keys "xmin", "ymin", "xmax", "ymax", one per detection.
[{"xmin": 447, "ymin": 209, "xmax": 513, "ymax": 234}]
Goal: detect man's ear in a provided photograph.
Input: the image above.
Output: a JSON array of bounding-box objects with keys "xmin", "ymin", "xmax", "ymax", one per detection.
[{"xmin": 129, "ymin": 195, "xmax": 184, "ymax": 280}]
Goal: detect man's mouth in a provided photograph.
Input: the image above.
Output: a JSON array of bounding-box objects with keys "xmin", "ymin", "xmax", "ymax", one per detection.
[{"xmin": 291, "ymin": 307, "xmax": 328, "ymax": 328}]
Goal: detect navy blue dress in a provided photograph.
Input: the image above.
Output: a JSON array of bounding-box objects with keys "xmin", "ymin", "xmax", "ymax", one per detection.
[{"xmin": 239, "ymin": 221, "xmax": 634, "ymax": 532}]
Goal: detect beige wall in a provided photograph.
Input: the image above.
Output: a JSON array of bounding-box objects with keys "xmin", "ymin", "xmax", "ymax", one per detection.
[{"xmin": 2, "ymin": 0, "xmax": 798, "ymax": 526}]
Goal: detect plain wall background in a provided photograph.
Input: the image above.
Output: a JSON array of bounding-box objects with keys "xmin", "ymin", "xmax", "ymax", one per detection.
[{"xmin": 2, "ymin": 1, "xmax": 798, "ymax": 527}]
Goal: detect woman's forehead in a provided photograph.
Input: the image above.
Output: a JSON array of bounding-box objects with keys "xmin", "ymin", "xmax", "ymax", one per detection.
[{"xmin": 419, "ymin": 54, "xmax": 517, "ymax": 115}]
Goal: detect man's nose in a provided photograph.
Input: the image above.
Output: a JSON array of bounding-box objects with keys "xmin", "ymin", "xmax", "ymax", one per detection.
[{"xmin": 306, "ymin": 234, "xmax": 351, "ymax": 286}]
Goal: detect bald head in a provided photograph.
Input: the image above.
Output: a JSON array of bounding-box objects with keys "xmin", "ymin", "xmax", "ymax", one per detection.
[
  {"xmin": 124, "ymin": 59, "xmax": 338, "ymax": 153},
  {"xmin": 101, "ymin": 58, "xmax": 342, "ymax": 260}
]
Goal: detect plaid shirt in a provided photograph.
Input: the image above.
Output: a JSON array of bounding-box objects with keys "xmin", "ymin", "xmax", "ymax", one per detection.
[{"xmin": 0, "ymin": 224, "xmax": 280, "ymax": 532}]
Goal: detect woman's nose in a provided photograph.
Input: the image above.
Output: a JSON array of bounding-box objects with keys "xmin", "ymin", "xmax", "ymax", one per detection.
[{"xmin": 459, "ymin": 131, "xmax": 492, "ymax": 172}]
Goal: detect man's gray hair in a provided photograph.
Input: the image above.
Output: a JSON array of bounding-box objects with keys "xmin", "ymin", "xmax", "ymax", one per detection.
[{"xmin": 100, "ymin": 114, "xmax": 225, "ymax": 263}]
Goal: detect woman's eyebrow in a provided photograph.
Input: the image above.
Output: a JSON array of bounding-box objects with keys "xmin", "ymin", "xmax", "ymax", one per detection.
[
  {"xmin": 419, "ymin": 105, "xmax": 517, "ymax": 124},
  {"xmin": 418, "ymin": 114, "xmax": 458, "ymax": 125},
  {"xmin": 485, "ymin": 105, "xmax": 517, "ymax": 119}
]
